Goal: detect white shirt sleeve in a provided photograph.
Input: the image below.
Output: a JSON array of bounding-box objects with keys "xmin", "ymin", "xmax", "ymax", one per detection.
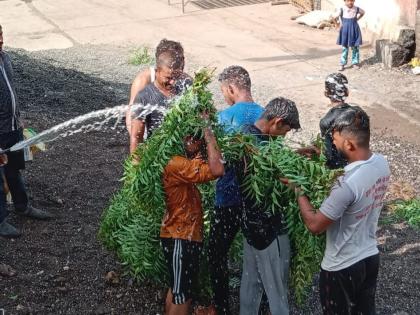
[
  {"xmin": 320, "ymin": 180, "xmax": 355, "ymax": 221},
  {"xmin": 150, "ymin": 66, "xmax": 156, "ymax": 83}
]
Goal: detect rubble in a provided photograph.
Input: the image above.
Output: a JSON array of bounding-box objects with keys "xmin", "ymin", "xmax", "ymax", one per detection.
[
  {"xmin": 376, "ymin": 27, "xmax": 416, "ymax": 68},
  {"xmin": 295, "ymin": 10, "xmax": 335, "ymax": 29}
]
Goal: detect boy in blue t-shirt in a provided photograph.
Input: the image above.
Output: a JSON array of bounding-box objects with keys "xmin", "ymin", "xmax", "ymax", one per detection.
[{"xmin": 208, "ymin": 65, "xmax": 263, "ymax": 315}]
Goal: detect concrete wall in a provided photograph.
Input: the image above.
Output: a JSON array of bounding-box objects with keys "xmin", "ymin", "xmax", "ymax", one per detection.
[
  {"xmin": 397, "ymin": 0, "xmax": 418, "ymax": 26},
  {"xmin": 417, "ymin": 9, "xmax": 420, "ymax": 55},
  {"xmin": 321, "ymin": 0, "xmax": 418, "ymax": 43}
]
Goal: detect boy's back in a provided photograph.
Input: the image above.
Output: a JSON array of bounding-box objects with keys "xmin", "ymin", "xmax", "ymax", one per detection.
[
  {"xmin": 320, "ymin": 153, "xmax": 390, "ymax": 271},
  {"xmin": 161, "ymin": 155, "xmax": 217, "ymax": 242}
]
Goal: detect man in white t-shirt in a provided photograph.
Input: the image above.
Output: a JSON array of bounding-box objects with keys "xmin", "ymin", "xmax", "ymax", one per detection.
[{"xmin": 284, "ymin": 106, "xmax": 390, "ymax": 314}]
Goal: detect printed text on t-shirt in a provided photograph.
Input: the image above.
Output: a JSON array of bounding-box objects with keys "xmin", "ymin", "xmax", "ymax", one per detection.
[{"xmin": 356, "ymin": 175, "xmax": 390, "ymax": 220}]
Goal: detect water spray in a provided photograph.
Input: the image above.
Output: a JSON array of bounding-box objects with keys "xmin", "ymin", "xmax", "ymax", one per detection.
[{"xmin": 0, "ymin": 103, "xmax": 167, "ymax": 155}]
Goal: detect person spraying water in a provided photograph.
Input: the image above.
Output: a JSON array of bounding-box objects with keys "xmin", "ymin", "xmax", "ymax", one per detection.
[{"xmin": 0, "ymin": 24, "xmax": 52, "ymax": 237}]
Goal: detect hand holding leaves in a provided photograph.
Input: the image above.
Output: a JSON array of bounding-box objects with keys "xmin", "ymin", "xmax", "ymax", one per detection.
[
  {"xmin": 280, "ymin": 177, "xmax": 304, "ymax": 196},
  {"xmin": 0, "ymin": 153, "xmax": 8, "ymax": 166},
  {"xmin": 296, "ymin": 146, "xmax": 321, "ymax": 159}
]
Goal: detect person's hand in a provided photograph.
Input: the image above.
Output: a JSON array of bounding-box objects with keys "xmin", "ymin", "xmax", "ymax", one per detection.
[
  {"xmin": 0, "ymin": 153, "xmax": 8, "ymax": 166},
  {"xmin": 280, "ymin": 177, "xmax": 293, "ymax": 187},
  {"xmin": 131, "ymin": 153, "xmax": 140, "ymax": 166},
  {"xmin": 280, "ymin": 177, "xmax": 303, "ymax": 196},
  {"xmin": 296, "ymin": 146, "xmax": 321, "ymax": 159},
  {"xmin": 201, "ymin": 112, "xmax": 212, "ymax": 131},
  {"xmin": 200, "ymin": 111, "xmax": 210, "ymax": 122}
]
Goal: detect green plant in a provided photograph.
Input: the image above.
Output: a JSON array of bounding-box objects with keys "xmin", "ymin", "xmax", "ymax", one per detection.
[
  {"xmin": 99, "ymin": 68, "xmax": 218, "ymax": 283},
  {"xmin": 379, "ymin": 211, "xmax": 400, "ymax": 226},
  {"xmin": 390, "ymin": 199, "xmax": 420, "ymax": 229},
  {"xmin": 99, "ymin": 68, "xmax": 341, "ymax": 306},
  {"xmin": 220, "ymin": 134, "xmax": 341, "ymax": 304},
  {"xmin": 128, "ymin": 47, "xmax": 155, "ymax": 66}
]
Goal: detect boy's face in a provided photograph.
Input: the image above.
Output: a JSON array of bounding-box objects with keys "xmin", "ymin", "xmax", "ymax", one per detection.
[
  {"xmin": 344, "ymin": 0, "xmax": 355, "ymax": 8},
  {"xmin": 268, "ymin": 118, "xmax": 291, "ymax": 137},
  {"xmin": 155, "ymin": 65, "xmax": 182, "ymax": 93},
  {"xmin": 220, "ymin": 82, "xmax": 236, "ymax": 106},
  {"xmin": 332, "ymin": 129, "xmax": 355, "ymax": 160}
]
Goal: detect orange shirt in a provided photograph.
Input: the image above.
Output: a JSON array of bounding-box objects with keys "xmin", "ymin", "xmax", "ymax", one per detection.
[{"xmin": 160, "ymin": 155, "xmax": 217, "ymax": 242}]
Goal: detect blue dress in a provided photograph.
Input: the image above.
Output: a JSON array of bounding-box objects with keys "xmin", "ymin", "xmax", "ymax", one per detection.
[{"xmin": 337, "ymin": 7, "xmax": 362, "ymax": 47}]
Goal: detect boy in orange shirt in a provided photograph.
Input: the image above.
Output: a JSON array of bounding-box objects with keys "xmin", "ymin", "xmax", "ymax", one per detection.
[{"xmin": 160, "ymin": 126, "xmax": 224, "ymax": 315}]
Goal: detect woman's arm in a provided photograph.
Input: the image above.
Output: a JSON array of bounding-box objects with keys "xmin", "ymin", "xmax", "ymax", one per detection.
[{"xmin": 126, "ymin": 68, "xmax": 152, "ymax": 134}]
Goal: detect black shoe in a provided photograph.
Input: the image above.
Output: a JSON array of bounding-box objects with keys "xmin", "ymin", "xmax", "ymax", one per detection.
[
  {"xmin": 0, "ymin": 220, "xmax": 22, "ymax": 238},
  {"xmin": 17, "ymin": 205, "xmax": 54, "ymax": 220}
]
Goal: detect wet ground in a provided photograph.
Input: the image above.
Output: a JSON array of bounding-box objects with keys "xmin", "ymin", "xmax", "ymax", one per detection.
[{"xmin": 0, "ymin": 46, "xmax": 419, "ymax": 314}]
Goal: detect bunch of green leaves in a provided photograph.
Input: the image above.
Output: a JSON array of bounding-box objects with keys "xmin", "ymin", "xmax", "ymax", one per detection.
[
  {"xmin": 128, "ymin": 46, "xmax": 155, "ymax": 66},
  {"xmin": 100, "ymin": 68, "xmax": 341, "ymax": 306},
  {"xmin": 220, "ymin": 135, "xmax": 341, "ymax": 305},
  {"xmin": 99, "ymin": 68, "xmax": 219, "ymax": 282},
  {"xmin": 390, "ymin": 198, "xmax": 420, "ymax": 229}
]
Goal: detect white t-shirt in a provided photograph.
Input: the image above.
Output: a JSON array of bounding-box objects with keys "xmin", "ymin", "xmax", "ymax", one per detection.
[
  {"xmin": 150, "ymin": 66, "xmax": 156, "ymax": 82},
  {"xmin": 335, "ymin": 6, "xmax": 365, "ymax": 19},
  {"xmin": 320, "ymin": 153, "xmax": 390, "ymax": 271}
]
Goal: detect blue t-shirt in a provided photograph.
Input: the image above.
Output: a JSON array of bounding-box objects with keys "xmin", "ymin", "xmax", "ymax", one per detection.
[{"xmin": 215, "ymin": 102, "xmax": 264, "ymax": 208}]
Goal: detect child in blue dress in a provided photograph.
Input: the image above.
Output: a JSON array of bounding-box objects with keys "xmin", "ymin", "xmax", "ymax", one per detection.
[{"xmin": 336, "ymin": 0, "xmax": 365, "ymax": 71}]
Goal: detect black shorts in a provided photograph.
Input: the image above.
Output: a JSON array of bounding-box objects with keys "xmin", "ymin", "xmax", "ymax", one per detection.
[
  {"xmin": 319, "ymin": 254, "xmax": 380, "ymax": 315},
  {"xmin": 161, "ymin": 238, "xmax": 202, "ymax": 305}
]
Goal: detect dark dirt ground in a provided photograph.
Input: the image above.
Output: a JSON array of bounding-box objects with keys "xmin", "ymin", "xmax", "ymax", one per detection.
[{"xmin": 0, "ymin": 47, "xmax": 419, "ymax": 315}]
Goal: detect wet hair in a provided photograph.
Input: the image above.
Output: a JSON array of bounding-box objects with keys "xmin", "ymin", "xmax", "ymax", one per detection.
[
  {"xmin": 155, "ymin": 39, "xmax": 184, "ymax": 63},
  {"xmin": 184, "ymin": 132, "xmax": 206, "ymax": 157},
  {"xmin": 218, "ymin": 65, "xmax": 251, "ymax": 91},
  {"xmin": 325, "ymin": 73, "xmax": 349, "ymax": 102},
  {"xmin": 332, "ymin": 106, "xmax": 370, "ymax": 148},
  {"xmin": 192, "ymin": 129, "xmax": 204, "ymax": 141},
  {"xmin": 261, "ymin": 97, "xmax": 301, "ymax": 130},
  {"xmin": 156, "ymin": 50, "xmax": 184, "ymax": 70}
]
